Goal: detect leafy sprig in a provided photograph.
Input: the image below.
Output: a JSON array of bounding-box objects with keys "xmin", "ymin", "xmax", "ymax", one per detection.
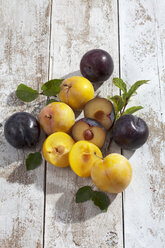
[
  {"xmin": 76, "ymin": 186, "xmax": 110, "ymax": 211},
  {"xmin": 16, "ymin": 79, "xmax": 64, "ymax": 103},
  {"xmin": 107, "ymin": 77, "xmax": 149, "ymax": 150},
  {"xmin": 108, "ymin": 78, "xmax": 149, "ymax": 121}
]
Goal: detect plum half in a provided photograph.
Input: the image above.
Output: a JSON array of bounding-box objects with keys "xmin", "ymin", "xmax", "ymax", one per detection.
[
  {"xmin": 71, "ymin": 118, "xmax": 106, "ymax": 148},
  {"xmin": 4, "ymin": 112, "xmax": 40, "ymax": 148},
  {"xmin": 80, "ymin": 49, "xmax": 114, "ymax": 83},
  {"xmin": 113, "ymin": 114, "xmax": 149, "ymax": 150},
  {"xmin": 84, "ymin": 97, "xmax": 115, "ymax": 130}
]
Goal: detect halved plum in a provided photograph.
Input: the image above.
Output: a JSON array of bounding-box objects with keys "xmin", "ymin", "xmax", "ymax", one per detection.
[
  {"xmin": 71, "ymin": 118, "xmax": 106, "ymax": 148},
  {"xmin": 84, "ymin": 97, "xmax": 115, "ymax": 130}
]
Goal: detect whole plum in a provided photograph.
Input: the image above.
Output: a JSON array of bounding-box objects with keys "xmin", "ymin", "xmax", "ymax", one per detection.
[
  {"xmin": 113, "ymin": 114, "xmax": 149, "ymax": 150},
  {"xmin": 80, "ymin": 49, "xmax": 114, "ymax": 83},
  {"xmin": 4, "ymin": 112, "xmax": 40, "ymax": 148}
]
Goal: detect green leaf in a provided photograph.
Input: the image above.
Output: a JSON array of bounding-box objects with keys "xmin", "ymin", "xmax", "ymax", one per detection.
[
  {"xmin": 121, "ymin": 93, "xmax": 127, "ymax": 103},
  {"xmin": 41, "ymin": 79, "xmax": 63, "ymax": 96},
  {"xmin": 46, "ymin": 99, "xmax": 58, "ymax": 105},
  {"xmin": 123, "ymin": 106, "xmax": 143, "ymax": 115},
  {"xmin": 113, "ymin": 78, "xmax": 127, "ymax": 93},
  {"xmin": 16, "ymin": 84, "xmax": 39, "ymax": 102},
  {"xmin": 92, "ymin": 191, "xmax": 110, "ymax": 211},
  {"xmin": 109, "ymin": 95, "xmax": 124, "ymax": 112},
  {"xmin": 126, "ymin": 80, "xmax": 149, "ymax": 101},
  {"xmin": 76, "ymin": 186, "xmax": 93, "ymax": 203},
  {"xmin": 26, "ymin": 152, "xmax": 42, "ymax": 171}
]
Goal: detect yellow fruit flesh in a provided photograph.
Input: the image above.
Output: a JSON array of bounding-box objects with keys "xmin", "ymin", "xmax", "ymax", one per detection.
[
  {"xmin": 69, "ymin": 140, "xmax": 102, "ymax": 177},
  {"xmin": 91, "ymin": 153, "xmax": 132, "ymax": 193},
  {"xmin": 43, "ymin": 132, "xmax": 75, "ymax": 167}
]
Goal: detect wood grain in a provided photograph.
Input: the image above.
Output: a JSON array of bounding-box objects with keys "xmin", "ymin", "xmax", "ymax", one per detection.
[
  {"xmin": 44, "ymin": 0, "xmax": 123, "ymax": 247},
  {"xmin": 1, "ymin": 0, "xmax": 164, "ymax": 247},
  {"xmin": 0, "ymin": 0, "xmax": 50, "ymax": 247},
  {"xmin": 119, "ymin": 0, "xmax": 165, "ymax": 247}
]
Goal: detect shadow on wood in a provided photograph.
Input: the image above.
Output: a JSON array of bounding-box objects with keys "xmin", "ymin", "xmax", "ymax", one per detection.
[
  {"xmin": 6, "ymin": 90, "xmax": 47, "ymax": 117},
  {"xmin": 61, "ymin": 70, "xmax": 104, "ymax": 93},
  {"xmin": 45, "ymin": 165, "xmax": 117, "ymax": 223},
  {"xmin": 101, "ymin": 130, "xmax": 135, "ymax": 159},
  {"xmin": 6, "ymin": 91, "xmax": 25, "ymax": 107},
  {"xmin": 54, "ymin": 191, "xmax": 117, "ymax": 224},
  {"xmin": 3, "ymin": 130, "xmax": 45, "ymax": 185},
  {"xmin": 122, "ymin": 149, "xmax": 135, "ymax": 160},
  {"xmin": 7, "ymin": 162, "xmax": 36, "ymax": 185}
]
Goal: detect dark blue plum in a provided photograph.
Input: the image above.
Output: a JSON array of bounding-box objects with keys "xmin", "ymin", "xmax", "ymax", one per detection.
[
  {"xmin": 113, "ymin": 114, "xmax": 149, "ymax": 150},
  {"xmin": 4, "ymin": 112, "xmax": 40, "ymax": 148},
  {"xmin": 80, "ymin": 49, "xmax": 114, "ymax": 83}
]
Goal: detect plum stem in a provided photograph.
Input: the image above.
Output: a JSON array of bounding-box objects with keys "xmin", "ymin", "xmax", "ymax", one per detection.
[
  {"xmin": 107, "ymin": 136, "xmax": 113, "ymax": 150},
  {"xmin": 107, "ymin": 128, "xmax": 114, "ymax": 151},
  {"xmin": 45, "ymin": 114, "xmax": 52, "ymax": 119},
  {"xmin": 121, "ymin": 98, "xmax": 128, "ymax": 116},
  {"xmin": 63, "ymin": 84, "xmax": 72, "ymax": 89},
  {"xmin": 94, "ymin": 152, "xmax": 103, "ymax": 160},
  {"xmin": 108, "ymin": 100, "xmax": 127, "ymax": 151},
  {"xmin": 107, "ymin": 98, "xmax": 128, "ymax": 151},
  {"xmin": 63, "ymin": 84, "xmax": 71, "ymax": 104}
]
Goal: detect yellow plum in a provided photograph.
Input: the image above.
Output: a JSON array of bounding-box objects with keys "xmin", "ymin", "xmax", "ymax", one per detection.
[
  {"xmin": 69, "ymin": 140, "xmax": 102, "ymax": 177},
  {"xmin": 58, "ymin": 76, "xmax": 94, "ymax": 111},
  {"xmin": 38, "ymin": 102, "xmax": 75, "ymax": 135},
  {"xmin": 91, "ymin": 153, "xmax": 132, "ymax": 193},
  {"xmin": 43, "ymin": 132, "xmax": 75, "ymax": 167}
]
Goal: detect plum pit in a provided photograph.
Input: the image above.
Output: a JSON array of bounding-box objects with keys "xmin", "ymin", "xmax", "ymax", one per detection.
[
  {"xmin": 84, "ymin": 97, "xmax": 115, "ymax": 130},
  {"xmin": 94, "ymin": 110, "xmax": 105, "ymax": 120},
  {"xmin": 55, "ymin": 145, "xmax": 65, "ymax": 154},
  {"xmin": 83, "ymin": 129, "xmax": 94, "ymax": 140}
]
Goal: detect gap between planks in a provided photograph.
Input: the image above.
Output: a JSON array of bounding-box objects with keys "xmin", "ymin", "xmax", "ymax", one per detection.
[
  {"xmin": 117, "ymin": 0, "xmax": 125, "ymax": 247},
  {"xmin": 43, "ymin": 0, "xmax": 53, "ymax": 247}
]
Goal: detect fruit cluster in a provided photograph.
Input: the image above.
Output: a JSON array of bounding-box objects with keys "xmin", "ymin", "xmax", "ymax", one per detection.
[{"xmin": 4, "ymin": 49, "xmax": 149, "ymax": 210}]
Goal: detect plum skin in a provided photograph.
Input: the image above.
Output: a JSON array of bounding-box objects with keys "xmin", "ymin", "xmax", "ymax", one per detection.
[
  {"xmin": 113, "ymin": 114, "xmax": 149, "ymax": 150},
  {"xmin": 58, "ymin": 76, "xmax": 94, "ymax": 111},
  {"xmin": 91, "ymin": 153, "xmax": 132, "ymax": 193},
  {"xmin": 38, "ymin": 102, "xmax": 75, "ymax": 135},
  {"xmin": 80, "ymin": 49, "xmax": 114, "ymax": 83},
  {"xmin": 77, "ymin": 117, "xmax": 106, "ymax": 130},
  {"xmin": 4, "ymin": 112, "xmax": 40, "ymax": 148}
]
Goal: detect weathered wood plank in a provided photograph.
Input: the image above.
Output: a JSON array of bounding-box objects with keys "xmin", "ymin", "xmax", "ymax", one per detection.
[
  {"xmin": 45, "ymin": 0, "xmax": 123, "ymax": 247},
  {"xmin": 0, "ymin": 0, "xmax": 50, "ymax": 247},
  {"xmin": 119, "ymin": 0, "xmax": 165, "ymax": 247}
]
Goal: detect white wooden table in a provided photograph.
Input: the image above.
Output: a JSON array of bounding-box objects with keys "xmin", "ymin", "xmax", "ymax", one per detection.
[{"xmin": 0, "ymin": 1, "xmax": 165, "ymax": 247}]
